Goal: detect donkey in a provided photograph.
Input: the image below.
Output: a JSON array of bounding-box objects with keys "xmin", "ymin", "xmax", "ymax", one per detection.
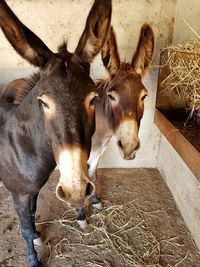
[
  {"xmin": 0, "ymin": 23, "xmax": 154, "ymax": 229},
  {"xmin": 87, "ymin": 23, "xmax": 154, "ymax": 212},
  {"xmin": 0, "ymin": 0, "xmax": 111, "ymax": 266},
  {"xmin": 0, "ymin": 78, "xmax": 28, "ymax": 103}
]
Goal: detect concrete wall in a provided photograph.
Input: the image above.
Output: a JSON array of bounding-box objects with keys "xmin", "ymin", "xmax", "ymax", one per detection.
[
  {"xmin": 173, "ymin": 0, "xmax": 200, "ymax": 44},
  {"xmin": 0, "ymin": 0, "xmax": 176, "ymax": 168},
  {"xmin": 155, "ymin": 0, "xmax": 200, "ymax": 250},
  {"xmin": 155, "ymin": 125, "xmax": 200, "ymax": 250}
]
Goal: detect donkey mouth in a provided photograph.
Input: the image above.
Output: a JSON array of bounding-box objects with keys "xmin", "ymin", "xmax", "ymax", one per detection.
[
  {"xmin": 117, "ymin": 140, "xmax": 140, "ymax": 160},
  {"xmin": 123, "ymin": 151, "xmax": 137, "ymax": 160}
]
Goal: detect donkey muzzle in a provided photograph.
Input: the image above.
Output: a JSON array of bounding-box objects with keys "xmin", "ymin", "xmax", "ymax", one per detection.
[
  {"xmin": 56, "ymin": 146, "xmax": 96, "ymax": 207},
  {"xmin": 118, "ymin": 138, "xmax": 140, "ymax": 160},
  {"xmin": 56, "ymin": 177, "xmax": 95, "ymax": 207}
]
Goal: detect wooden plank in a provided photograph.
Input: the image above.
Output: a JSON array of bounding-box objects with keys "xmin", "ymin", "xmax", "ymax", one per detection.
[{"xmin": 155, "ymin": 109, "xmax": 200, "ymax": 181}]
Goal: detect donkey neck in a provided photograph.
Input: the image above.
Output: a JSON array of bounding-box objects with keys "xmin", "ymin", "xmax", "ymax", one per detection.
[
  {"xmin": 91, "ymin": 84, "xmax": 113, "ymax": 147},
  {"xmin": 12, "ymin": 81, "xmax": 52, "ymax": 150},
  {"xmin": 96, "ymin": 81, "xmax": 116, "ymax": 131}
]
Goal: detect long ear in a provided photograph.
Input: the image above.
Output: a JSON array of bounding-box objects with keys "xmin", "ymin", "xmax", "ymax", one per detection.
[
  {"xmin": 0, "ymin": 0, "xmax": 53, "ymax": 67},
  {"xmin": 74, "ymin": 0, "xmax": 112, "ymax": 63},
  {"xmin": 101, "ymin": 26, "xmax": 120, "ymax": 77},
  {"xmin": 131, "ymin": 23, "xmax": 154, "ymax": 76}
]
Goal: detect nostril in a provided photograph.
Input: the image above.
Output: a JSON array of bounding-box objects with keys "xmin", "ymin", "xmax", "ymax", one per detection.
[
  {"xmin": 56, "ymin": 184, "xmax": 71, "ymax": 202},
  {"xmin": 57, "ymin": 185, "xmax": 65, "ymax": 199},
  {"xmin": 118, "ymin": 140, "xmax": 123, "ymax": 149},
  {"xmin": 131, "ymin": 152, "xmax": 136, "ymax": 160},
  {"xmin": 135, "ymin": 141, "xmax": 140, "ymax": 150}
]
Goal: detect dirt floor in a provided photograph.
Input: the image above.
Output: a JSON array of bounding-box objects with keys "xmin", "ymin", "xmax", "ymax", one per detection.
[{"xmin": 0, "ymin": 168, "xmax": 200, "ymax": 267}]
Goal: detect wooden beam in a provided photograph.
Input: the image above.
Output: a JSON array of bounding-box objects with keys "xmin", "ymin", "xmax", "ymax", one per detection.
[{"xmin": 155, "ymin": 109, "xmax": 200, "ymax": 181}]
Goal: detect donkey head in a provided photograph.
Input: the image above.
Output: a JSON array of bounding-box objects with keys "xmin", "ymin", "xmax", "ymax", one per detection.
[
  {"xmin": 100, "ymin": 24, "xmax": 154, "ymax": 160},
  {"xmin": 0, "ymin": 0, "xmax": 111, "ymax": 206}
]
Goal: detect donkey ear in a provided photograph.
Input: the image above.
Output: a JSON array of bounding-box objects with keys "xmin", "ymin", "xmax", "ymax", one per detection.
[
  {"xmin": 131, "ymin": 23, "xmax": 154, "ymax": 76},
  {"xmin": 0, "ymin": 0, "xmax": 53, "ymax": 67},
  {"xmin": 101, "ymin": 26, "xmax": 120, "ymax": 77},
  {"xmin": 74, "ymin": 0, "xmax": 112, "ymax": 63}
]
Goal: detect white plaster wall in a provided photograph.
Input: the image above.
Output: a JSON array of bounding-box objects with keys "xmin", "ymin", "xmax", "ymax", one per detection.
[
  {"xmin": 173, "ymin": 0, "xmax": 200, "ymax": 44},
  {"xmin": 0, "ymin": 0, "xmax": 175, "ymax": 168},
  {"xmin": 155, "ymin": 0, "xmax": 200, "ymax": 250},
  {"xmin": 155, "ymin": 126, "xmax": 200, "ymax": 250}
]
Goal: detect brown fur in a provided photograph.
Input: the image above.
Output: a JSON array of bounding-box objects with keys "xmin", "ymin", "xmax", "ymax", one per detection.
[
  {"xmin": 132, "ymin": 23, "xmax": 154, "ymax": 76},
  {"xmin": 0, "ymin": 0, "xmax": 53, "ymax": 66},
  {"xmin": 101, "ymin": 26, "xmax": 120, "ymax": 76},
  {"xmin": 0, "ymin": 78, "xmax": 28, "ymax": 104},
  {"xmin": 99, "ymin": 23, "xmax": 154, "ymax": 131},
  {"xmin": 75, "ymin": 0, "xmax": 112, "ymax": 63},
  {"xmin": 87, "ymin": 23, "xmax": 155, "ymax": 210}
]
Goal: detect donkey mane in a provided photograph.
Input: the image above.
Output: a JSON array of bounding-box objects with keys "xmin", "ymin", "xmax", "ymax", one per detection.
[
  {"xmin": 95, "ymin": 79, "xmax": 109, "ymax": 95},
  {"xmin": 119, "ymin": 62, "xmax": 133, "ymax": 72},
  {"xmin": 57, "ymin": 41, "xmax": 68, "ymax": 53},
  {"xmin": 14, "ymin": 73, "xmax": 40, "ymax": 104}
]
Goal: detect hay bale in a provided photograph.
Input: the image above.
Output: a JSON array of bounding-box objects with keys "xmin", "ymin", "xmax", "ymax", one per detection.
[{"xmin": 157, "ymin": 39, "xmax": 200, "ymax": 121}]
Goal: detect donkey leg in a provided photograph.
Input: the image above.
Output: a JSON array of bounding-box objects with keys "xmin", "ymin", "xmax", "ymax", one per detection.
[
  {"xmin": 76, "ymin": 146, "xmax": 109, "ymax": 228},
  {"xmin": 75, "ymin": 171, "xmax": 101, "ymax": 229},
  {"xmin": 87, "ymin": 179, "xmax": 102, "ymax": 210},
  {"xmin": 30, "ymin": 193, "xmax": 43, "ymax": 246},
  {"xmin": 75, "ymin": 207, "xmax": 87, "ymax": 229},
  {"xmin": 88, "ymin": 161, "xmax": 102, "ymax": 210},
  {"xmin": 12, "ymin": 193, "xmax": 42, "ymax": 267},
  {"xmin": 75, "ymin": 159, "xmax": 100, "ymax": 229}
]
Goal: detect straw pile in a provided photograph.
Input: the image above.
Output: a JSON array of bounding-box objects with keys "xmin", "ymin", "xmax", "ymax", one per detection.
[{"xmin": 161, "ymin": 39, "xmax": 200, "ymax": 121}]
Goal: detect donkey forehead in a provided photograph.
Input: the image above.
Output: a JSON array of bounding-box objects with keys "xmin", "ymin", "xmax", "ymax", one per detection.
[
  {"xmin": 108, "ymin": 72, "xmax": 146, "ymax": 95},
  {"xmin": 40, "ymin": 54, "xmax": 96, "ymax": 95}
]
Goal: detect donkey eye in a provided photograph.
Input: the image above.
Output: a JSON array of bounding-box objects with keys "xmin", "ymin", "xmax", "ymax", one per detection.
[
  {"xmin": 37, "ymin": 95, "xmax": 51, "ymax": 110},
  {"xmin": 89, "ymin": 96, "xmax": 98, "ymax": 107},
  {"xmin": 141, "ymin": 94, "xmax": 148, "ymax": 101},
  {"xmin": 38, "ymin": 98, "xmax": 49, "ymax": 109},
  {"xmin": 37, "ymin": 95, "xmax": 56, "ymax": 119},
  {"xmin": 108, "ymin": 93, "xmax": 116, "ymax": 102}
]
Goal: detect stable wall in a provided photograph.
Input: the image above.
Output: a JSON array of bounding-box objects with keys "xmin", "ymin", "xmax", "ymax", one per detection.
[
  {"xmin": 155, "ymin": 124, "xmax": 200, "ymax": 250},
  {"xmin": 155, "ymin": 0, "xmax": 200, "ymax": 250},
  {"xmin": 173, "ymin": 0, "xmax": 200, "ymax": 44}
]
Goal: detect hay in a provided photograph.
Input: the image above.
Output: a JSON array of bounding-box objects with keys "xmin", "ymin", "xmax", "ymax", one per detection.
[
  {"xmin": 36, "ymin": 200, "xmax": 188, "ymax": 267},
  {"xmin": 160, "ymin": 28, "xmax": 200, "ymax": 121}
]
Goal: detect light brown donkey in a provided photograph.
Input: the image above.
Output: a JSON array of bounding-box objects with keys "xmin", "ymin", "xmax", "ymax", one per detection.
[{"xmin": 87, "ymin": 23, "xmax": 154, "ymax": 214}]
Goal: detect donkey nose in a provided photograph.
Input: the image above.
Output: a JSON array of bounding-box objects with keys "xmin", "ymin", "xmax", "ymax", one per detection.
[
  {"xmin": 135, "ymin": 141, "xmax": 140, "ymax": 151},
  {"xmin": 56, "ymin": 183, "xmax": 71, "ymax": 203},
  {"xmin": 118, "ymin": 138, "xmax": 140, "ymax": 160},
  {"xmin": 124, "ymin": 151, "xmax": 136, "ymax": 160}
]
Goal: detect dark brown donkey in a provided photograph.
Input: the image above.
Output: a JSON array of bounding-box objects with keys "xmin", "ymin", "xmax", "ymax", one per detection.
[
  {"xmin": 0, "ymin": 0, "xmax": 111, "ymax": 266},
  {"xmin": 87, "ymin": 23, "xmax": 154, "ymax": 211}
]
